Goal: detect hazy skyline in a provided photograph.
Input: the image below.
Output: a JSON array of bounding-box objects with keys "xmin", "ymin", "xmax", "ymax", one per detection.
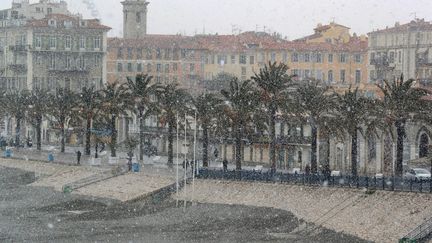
[{"xmin": 2, "ymin": 0, "xmax": 432, "ymax": 39}]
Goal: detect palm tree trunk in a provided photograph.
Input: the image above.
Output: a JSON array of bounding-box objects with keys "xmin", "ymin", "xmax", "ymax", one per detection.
[
  {"xmin": 60, "ymin": 117, "xmax": 65, "ymax": 153},
  {"xmin": 139, "ymin": 111, "xmax": 144, "ymax": 162},
  {"xmin": 36, "ymin": 116, "xmax": 42, "ymax": 151},
  {"xmin": 203, "ymin": 123, "xmax": 209, "ymax": 167},
  {"xmin": 311, "ymin": 125, "xmax": 318, "ymax": 174},
  {"xmin": 15, "ymin": 117, "xmax": 21, "ymax": 147},
  {"xmin": 167, "ymin": 119, "xmax": 174, "ymax": 166},
  {"xmin": 85, "ymin": 114, "xmax": 91, "ymax": 156},
  {"xmin": 351, "ymin": 130, "xmax": 358, "ymax": 177},
  {"xmin": 235, "ymin": 122, "xmax": 242, "ymax": 170},
  {"xmin": 269, "ymin": 109, "xmax": 276, "ymax": 173},
  {"xmin": 395, "ymin": 120, "xmax": 405, "ymax": 177},
  {"xmin": 110, "ymin": 115, "xmax": 117, "ymax": 157}
]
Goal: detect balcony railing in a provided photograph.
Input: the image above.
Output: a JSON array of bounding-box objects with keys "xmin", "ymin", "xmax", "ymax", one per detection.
[
  {"xmin": 8, "ymin": 64, "xmax": 27, "ymax": 72},
  {"xmin": 9, "ymin": 45, "xmax": 28, "ymax": 52},
  {"xmin": 48, "ymin": 67, "xmax": 90, "ymax": 73}
]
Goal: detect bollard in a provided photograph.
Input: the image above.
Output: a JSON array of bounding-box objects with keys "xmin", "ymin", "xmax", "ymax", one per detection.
[{"xmin": 382, "ymin": 176, "xmax": 385, "ymax": 190}]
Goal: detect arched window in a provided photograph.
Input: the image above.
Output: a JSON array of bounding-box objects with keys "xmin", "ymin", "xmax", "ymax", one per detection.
[
  {"xmin": 419, "ymin": 133, "xmax": 429, "ymax": 158},
  {"xmin": 328, "ymin": 70, "xmax": 333, "ymax": 83}
]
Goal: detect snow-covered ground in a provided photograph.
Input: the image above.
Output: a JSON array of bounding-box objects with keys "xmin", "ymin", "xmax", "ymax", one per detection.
[{"xmin": 176, "ymin": 179, "xmax": 432, "ymax": 243}]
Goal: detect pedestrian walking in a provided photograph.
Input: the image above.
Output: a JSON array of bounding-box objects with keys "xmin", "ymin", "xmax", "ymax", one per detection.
[
  {"xmin": 223, "ymin": 159, "xmax": 228, "ymax": 172},
  {"xmin": 76, "ymin": 150, "xmax": 82, "ymax": 165}
]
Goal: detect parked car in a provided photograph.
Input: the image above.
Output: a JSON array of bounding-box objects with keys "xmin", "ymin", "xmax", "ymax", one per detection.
[{"xmin": 404, "ymin": 168, "xmax": 431, "ymax": 181}]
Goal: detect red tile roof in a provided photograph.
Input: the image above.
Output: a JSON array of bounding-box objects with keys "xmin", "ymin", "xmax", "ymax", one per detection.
[{"xmin": 108, "ymin": 32, "xmax": 367, "ymax": 53}]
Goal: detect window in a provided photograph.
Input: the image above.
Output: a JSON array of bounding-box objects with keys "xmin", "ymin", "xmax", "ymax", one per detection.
[
  {"xmin": 173, "ymin": 63, "xmax": 178, "ymax": 71},
  {"xmin": 94, "ymin": 55, "xmax": 101, "ymax": 67},
  {"xmin": 355, "ymin": 70, "xmax": 361, "ymax": 84},
  {"xmin": 79, "ymin": 56, "xmax": 85, "ymax": 69},
  {"xmin": 156, "ymin": 63, "xmax": 162, "ymax": 72},
  {"xmin": 389, "ymin": 51, "xmax": 395, "ymax": 63},
  {"xmin": 340, "ymin": 70, "xmax": 346, "ymax": 82},
  {"xmin": 354, "ymin": 54, "xmax": 361, "ymax": 63},
  {"xmin": 165, "ymin": 64, "xmax": 170, "ymax": 73},
  {"xmin": 370, "ymin": 52, "xmax": 375, "ymax": 64},
  {"xmin": 217, "ymin": 55, "xmax": 227, "ymax": 65},
  {"xmin": 398, "ymin": 51, "xmax": 402, "ymax": 63},
  {"xmin": 146, "ymin": 49, "xmax": 152, "ymax": 59},
  {"xmin": 292, "ymin": 53, "xmax": 298, "ymax": 62},
  {"xmin": 80, "ymin": 36, "xmax": 86, "ymax": 49},
  {"xmin": 127, "ymin": 63, "xmax": 133, "ymax": 72},
  {"xmin": 316, "ymin": 53, "xmax": 322, "ymax": 63},
  {"xmin": 50, "ymin": 54, "xmax": 56, "ymax": 69},
  {"xmin": 47, "ymin": 8, "xmax": 52, "ymax": 14},
  {"xmin": 271, "ymin": 53, "xmax": 276, "ymax": 62},
  {"xmin": 181, "ymin": 49, "xmax": 187, "ymax": 59},
  {"xmin": 49, "ymin": 36, "xmax": 56, "ymax": 49},
  {"xmin": 66, "ymin": 56, "xmax": 71, "ymax": 69},
  {"xmin": 304, "ymin": 69, "xmax": 310, "ymax": 78},
  {"xmin": 250, "ymin": 56, "xmax": 255, "ymax": 65},
  {"xmin": 339, "ymin": 53, "xmax": 346, "ymax": 63},
  {"xmin": 328, "ymin": 70, "xmax": 333, "ymax": 83},
  {"xmin": 65, "ymin": 36, "xmax": 71, "ymax": 49},
  {"xmin": 231, "ymin": 55, "xmax": 236, "ymax": 64},
  {"xmin": 316, "ymin": 70, "xmax": 323, "ymax": 80},
  {"xmin": 137, "ymin": 63, "xmax": 143, "ymax": 72},
  {"xmin": 304, "ymin": 53, "xmax": 310, "ymax": 62},
  {"xmin": 328, "ymin": 53, "xmax": 333, "ymax": 63},
  {"xmin": 156, "ymin": 49, "xmax": 162, "ymax": 59},
  {"xmin": 282, "ymin": 52, "xmax": 288, "ymax": 63},
  {"xmin": 117, "ymin": 48, "xmax": 123, "ymax": 59},
  {"xmin": 147, "ymin": 63, "xmax": 152, "ymax": 72},
  {"xmin": 35, "ymin": 36, "xmax": 41, "ymax": 48},
  {"xmin": 164, "ymin": 49, "xmax": 170, "ymax": 60},
  {"xmin": 190, "ymin": 64, "xmax": 195, "ymax": 72},
  {"xmin": 137, "ymin": 48, "xmax": 143, "ymax": 59},
  {"xmin": 239, "ymin": 55, "xmax": 247, "ymax": 64},
  {"xmin": 136, "ymin": 12, "xmax": 141, "ymax": 23},
  {"xmin": 241, "ymin": 67, "xmax": 247, "ymax": 75},
  {"xmin": 94, "ymin": 37, "xmax": 100, "ymax": 49},
  {"xmin": 117, "ymin": 63, "xmax": 123, "ymax": 72}
]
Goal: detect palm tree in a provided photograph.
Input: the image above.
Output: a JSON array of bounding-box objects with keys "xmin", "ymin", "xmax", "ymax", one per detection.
[
  {"xmin": 126, "ymin": 74, "xmax": 159, "ymax": 162},
  {"xmin": 77, "ymin": 86, "xmax": 101, "ymax": 156},
  {"xmin": 100, "ymin": 82, "xmax": 134, "ymax": 157},
  {"xmin": 3, "ymin": 90, "xmax": 29, "ymax": 147},
  {"xmin": 221, "ymin": 78, "xmax": 259, "ymax": 170},
  {"xmin": 157, "ymin": 83, "xmax": 191, "ymax": 166},
  {"xmin": 377, "ymin": 75, "xmax": 427, "ymax": 177},
  {"xmin": 193, "ymin": 93, "xmax": 222, "ymax": 167},
  {"xmin": 252, "ymin": 62, "xmax": 293, "ymax": 173},
  {"xmin": 48, "ymin": 88, "xmax": 77, "ymax": 153},
  {"xmin": 335, "ymin": 88, "xmax": 371, "ymax": 177},
  {"xmin": 291, "ymin": 81, "xmax": 335, "ymax": 174},
  {"xmin": 27, "ymin": 88, "xmax": 51, "ymax": 151}
]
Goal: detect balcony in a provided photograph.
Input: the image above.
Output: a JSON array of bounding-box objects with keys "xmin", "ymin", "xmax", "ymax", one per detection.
[
  {"xmin": 8, "ymin": 64, "xmax": 27, "ymax": 73},
  {"xmin": 9, "ymin": 45, "xmax": 28, "ymax": 52},
  {"xmin": 48, "ymin": 67, "xmax": 90, "ymax": 74}
]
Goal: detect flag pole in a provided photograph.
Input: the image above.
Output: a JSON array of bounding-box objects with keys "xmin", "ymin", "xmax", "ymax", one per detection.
[
  {"xmin": 176, "ymin": 113, "xmax": 179, "ymax": 207},
  {"xmin": 183, "ymin": 113, "xmax": 187, "ymax": 211},
  {"xmin": 192, "ymin": 110, "xmax": 197, "ymax": 205}
]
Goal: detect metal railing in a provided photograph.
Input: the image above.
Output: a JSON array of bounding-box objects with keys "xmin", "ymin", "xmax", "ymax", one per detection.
[
  {"xmin": 400, "ymin": 217, "xmax": 432, "ymax": 242},
  {"xmin": 197, "ymin": 168, "xmax": 432, "ymax": 194}
]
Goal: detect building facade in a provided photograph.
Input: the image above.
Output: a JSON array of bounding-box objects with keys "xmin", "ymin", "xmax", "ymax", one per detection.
[
  {"xmin": 368, "ymin": 19, "xmax": 432, "ymax": 88},
  {"xmin": 0, "ymin": 0, "xmax": 111, "ymax": 91},
  {"xmin": 122, "ymin": 0, "xmax": 149, "ymax": 39}
]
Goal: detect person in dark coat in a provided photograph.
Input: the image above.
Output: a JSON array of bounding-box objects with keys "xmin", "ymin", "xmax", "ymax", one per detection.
[
  {"xmin": 76, "ymin": 151, "xmax": 82, "ymax": 165},
  {"xmin": 223, "ymin": 159, "xmax": 228, "ymax": 172}
]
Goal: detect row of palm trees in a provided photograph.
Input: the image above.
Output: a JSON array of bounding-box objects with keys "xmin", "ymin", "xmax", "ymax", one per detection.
[{"xmin": 0, "ymin": 62, "xmax": 430, "ymax": 176}]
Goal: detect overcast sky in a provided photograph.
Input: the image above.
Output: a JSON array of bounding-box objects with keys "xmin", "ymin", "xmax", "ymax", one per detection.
[{"xmin": 2, "ymin": 0, "xmax": 432, "ymax": 39}]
